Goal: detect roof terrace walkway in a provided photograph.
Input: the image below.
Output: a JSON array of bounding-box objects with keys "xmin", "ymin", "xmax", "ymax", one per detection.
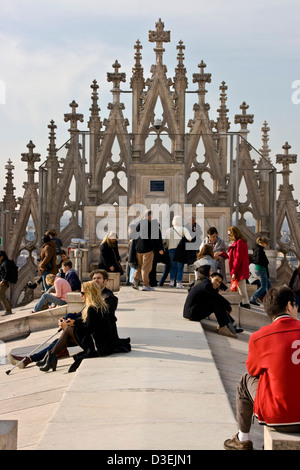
[{"xmin": 0, "ymin": 285, "xmax": 267, "ymax": 451}]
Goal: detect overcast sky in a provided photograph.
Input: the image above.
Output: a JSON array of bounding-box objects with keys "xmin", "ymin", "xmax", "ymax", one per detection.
[{"xmin": 1, "ymin": 0, "xmax": 299, "ymax": 205}]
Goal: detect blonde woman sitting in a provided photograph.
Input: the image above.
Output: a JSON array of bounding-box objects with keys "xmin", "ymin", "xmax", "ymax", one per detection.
[{"xmin": 39, "ymin": 281, "xmax": 118, "ymax": 373}]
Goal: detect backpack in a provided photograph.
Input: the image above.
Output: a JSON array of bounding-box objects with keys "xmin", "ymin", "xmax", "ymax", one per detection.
[{"xmin": 6, "ymin": 259, "xmax": 18, "ymax": 284}]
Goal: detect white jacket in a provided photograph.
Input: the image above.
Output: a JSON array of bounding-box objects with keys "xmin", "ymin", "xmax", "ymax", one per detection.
[{"xmin": 165, "ymin": 216, "xmax": 192, "ymax": 250}]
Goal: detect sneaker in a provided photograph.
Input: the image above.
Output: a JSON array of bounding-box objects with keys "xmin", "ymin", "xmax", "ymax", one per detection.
[
  {"xmin": 250, "ymin": 300, "xmax": 260, "ymax": 306},
  {"xmin": 169, "ymin": 280, "xmax": 175, "ymax": 287},
  {"xmin": 223, "ymin": 433, "xmax": 253, "ymax": 450},
  {"xmin": 176, "ymin": 282, "xmax": 185, "ymax": 289},
  {"xmin": 240, "ymin": 302, "xmax": 250, "ymax": 309},
  {"xmin": 3, "ymin": 311, "xmax": 13, "ymax": 315},
  {"xmin": 142, "ymin": 286, "xmax": 154, "ymax": 291},
  {"xmin": 234, "ymin": 325, "xmax": 244, "ymax": 334},
  {"xmin": 217, "ymin": 325, "xmax": 237, "ymax": 338},
  {"xmin": 7, "ymin": 353, "xmax": 31, "ymax": 368},
  {"xmin": 131, "ymin": 282, "xmax": 139, "ymax": 290}
]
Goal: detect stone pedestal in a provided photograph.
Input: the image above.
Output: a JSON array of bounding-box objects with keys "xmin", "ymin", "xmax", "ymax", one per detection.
[{"xmin": 0, "ymin": 420, "xmax": 18, "ymax": 450}]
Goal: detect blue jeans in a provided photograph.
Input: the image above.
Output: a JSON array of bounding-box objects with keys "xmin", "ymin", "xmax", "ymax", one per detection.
[
  {"xmin": 251, "ymin": 269, "xmax": 271, "ymax": 301},
  {"xmin": 169, "ymin": 248, "xmax": 184, "ymax": 283},
  {"xmin": 41, "ymin": 271, "xmax": 52, "ymax": 291},
  {"xmin": 33, "ymin": 293, "xmax": 67, "ymax": 312}
]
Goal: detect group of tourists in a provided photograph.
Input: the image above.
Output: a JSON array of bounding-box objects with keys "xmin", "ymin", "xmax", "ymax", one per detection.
[
  {"xmin": 2, "ymin": 219, "xmax": 300, "ymax": 450},
  {"xmin": 7, "ymin": 267, "xmax": 131, "ymax": 373}
]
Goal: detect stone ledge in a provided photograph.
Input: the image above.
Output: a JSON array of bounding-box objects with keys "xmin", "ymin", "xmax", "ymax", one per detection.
[
  {"xmin": 0, "ymin": 297, "xmax": 84, "ymax": 342},
  {"xmin": 0, "ymin": 420, "xmax": 18, "ymax": 450},
  {"xmin": 264, "ymin": 426, "xmax": 300, "ymax": 450}
]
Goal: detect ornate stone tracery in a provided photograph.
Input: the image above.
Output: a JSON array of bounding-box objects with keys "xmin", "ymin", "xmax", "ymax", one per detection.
[{"xmin": 1, "ymin": 19, "xmax": 300, "ymax": 306}]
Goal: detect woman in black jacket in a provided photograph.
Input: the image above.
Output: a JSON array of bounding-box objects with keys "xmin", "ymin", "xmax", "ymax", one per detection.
[
  {"xmin": 249, "ymin": 237, "xmax": 271, "ymax": 306},
  {"xmin": 98, "ymin": 232, "xmax": 123, "ymax": 274},
  {"xmin": 39, "ymin": 281, "xmax": 118, "ymax": 372}
]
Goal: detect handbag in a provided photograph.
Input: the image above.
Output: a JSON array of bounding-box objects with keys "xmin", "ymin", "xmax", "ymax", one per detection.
[
  {"xmin": 230, "ymin": 279, "xmax": 238, "ymax": 292},
  {"xmin": 173, "ymin": 227, "xmax": 187, "ymax": 263}
]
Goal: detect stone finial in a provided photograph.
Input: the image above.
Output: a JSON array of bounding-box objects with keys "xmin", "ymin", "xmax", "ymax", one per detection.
[
  {"xmin": 259, "ymin": 121, "xmax": 271, "ymax": 161},
  {"xmin": 47, "ymin": 120, "xmax": 58, "ymax": 161},
  {"xmin": 276, "ymin": 142, "xmax": 297, "ymax": 170},
  {"xmin": 107, "ymin": 60, "xmax": 126, "ymax": 103},
  {"xmin": 5, "ymin": 159, "xmax": 14, "ymax": 173},
  {"xmin": 134, "ymin": 40, "xmax": 143, "ymax": 68},
  {"xmin": 276, "ymin": 142, "xmax": 297, "ymax": 200},
  {"xmin": 234, "ymin": 101, "xmax": 254, "ymax": 131},
  {"xmin": 176, "ymin": 40, "xmax": 185, "ymax": 66},
  {"xmin": 21, "ymin": 141, "xmax": 41, "ymax": 185},
  {"xmin": 131, "ymin": 40, "xmax": 144, "ymax": 87},
  {"xmin": 192, "ymin": 60, "xmax": 211, "ymax": 105},
  {"xmin": 90, "ymin": 79, "xmax": 100, "ymax": 116},
  {"xmin": 3, "ymin": 159, "xmax": 16, "ymax": 202},
  {"xmin": 64, "ymin": 100, "xmax": 84, "ymax": 133},
  {"xmin": 174, "ymin": 40, "xmax": 187, "ymax": 82},
  {"xmin": 216, "ymin": 81, "xmax": 230, "ymax": 132},
  {"xmin": 148, "ymin": 18, "xmax": 170, "ymax": 64}
]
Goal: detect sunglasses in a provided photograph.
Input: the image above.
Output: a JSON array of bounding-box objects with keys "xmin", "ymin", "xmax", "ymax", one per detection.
[{"xmin": 80, "ymin": 291, "xmax": 85, "ymax": 296}]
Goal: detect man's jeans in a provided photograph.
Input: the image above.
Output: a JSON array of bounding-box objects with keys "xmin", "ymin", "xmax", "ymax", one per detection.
[{"xmin": 33, "ymin": 293, "xmax": 66, "ymax": 312}]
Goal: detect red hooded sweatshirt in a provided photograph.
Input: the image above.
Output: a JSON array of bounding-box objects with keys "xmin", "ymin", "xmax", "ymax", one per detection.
[{"xmin": 246, "ymin": 315, "xmax": 300, "ymax": 426}]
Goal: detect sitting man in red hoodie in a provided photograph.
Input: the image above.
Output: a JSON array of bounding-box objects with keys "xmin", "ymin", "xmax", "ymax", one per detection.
[{"xmin": 224, "ymin": 285, "xmax": 300, "ymax": 450}]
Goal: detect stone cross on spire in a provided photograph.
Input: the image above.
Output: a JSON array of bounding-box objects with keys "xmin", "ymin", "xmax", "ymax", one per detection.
[
  {"xmin": 276, "ymin": 142, "xmax": 297, "ymax": 173},
  {"xmin": 134, "ymin": 40, "xmax": 143, "ymax": 68},
  {"xmin": 276, "ymin": 142, "xmax": 297, "ymax": 200},
  {"xmin": 148, "ymin": 18, "xmax": 170, "ymax": 64},
  {"xmin": 192, "ymin": 60, "xmax": 211, "ymax": 105},
  {"xmin": 64, "ymin": 100, "xmax": 84, "ymax": 134},
  {"xmin": 21, "ymin": 140, "xmax": 41, "ymax": 186},
  {"xmin": 107, "ymin": 60, "xmax": 126, "ymax": 103},
  {"xmin": 234, "ymin": 102, "xmax": 254, "ymax": 140}
]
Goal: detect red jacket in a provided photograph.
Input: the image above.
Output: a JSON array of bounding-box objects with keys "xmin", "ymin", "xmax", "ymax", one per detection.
[
  {"xmin": 228, "ymin": 238, "xmax": 249, "ymax": 280},
  {"xmin": 246, "ymin": 315, "xmax": 300, "ymax": 426}
]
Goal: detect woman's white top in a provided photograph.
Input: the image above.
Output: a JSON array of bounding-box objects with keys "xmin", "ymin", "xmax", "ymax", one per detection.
[{"xmin": 164, "ymin": 225, "xmax": 192, "ymax": 250}]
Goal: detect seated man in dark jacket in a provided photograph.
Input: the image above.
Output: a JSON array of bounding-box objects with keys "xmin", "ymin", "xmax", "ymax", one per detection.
[
  {"xmin": 183, "ymin": 272, "xmax": 243, "ymax": 337},
  {"xmin": 61, "ymin": 260, "xmax": 81, "ymax": 291}
]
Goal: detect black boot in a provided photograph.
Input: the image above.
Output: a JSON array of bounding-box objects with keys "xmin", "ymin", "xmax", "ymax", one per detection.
[
  {"xmin": 36, "ymin": 350, "xmax": 50, "ymax": 367},
  {"xmin": 39, "ymin": 352, "xmax": 57, "ymax": 372}
]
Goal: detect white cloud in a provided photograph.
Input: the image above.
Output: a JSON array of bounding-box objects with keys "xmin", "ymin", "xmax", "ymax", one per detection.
[{"xmin": 0, "ymin": 0, "xmax": 300, "ymax": 200}]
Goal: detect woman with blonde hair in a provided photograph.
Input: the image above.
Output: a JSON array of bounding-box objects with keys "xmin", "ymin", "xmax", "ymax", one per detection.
[
  {"xmin": 98, "ymin": 232, "xmax": 123, "ymax": 274},
  {"xmin": 222, "ymin": 226, "xmax": 250, "ymax": 308},
  {"xmin": 39, "ymin": 281, "xmax": 117, "ymax": 373}
]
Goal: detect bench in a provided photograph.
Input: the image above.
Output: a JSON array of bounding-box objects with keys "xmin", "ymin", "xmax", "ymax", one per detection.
[
  {"xmin": 264, "ymin": 426, "xmax": 300, "ymax": 450},
  {"xmin": 0, "ymin": 420, "xmax": 18, "ymax": 450}
]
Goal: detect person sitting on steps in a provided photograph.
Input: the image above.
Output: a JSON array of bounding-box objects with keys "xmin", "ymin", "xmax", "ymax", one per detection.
[{"xmin": 183, "ymin": 271, "xmax": 243, "ymax": 338}]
